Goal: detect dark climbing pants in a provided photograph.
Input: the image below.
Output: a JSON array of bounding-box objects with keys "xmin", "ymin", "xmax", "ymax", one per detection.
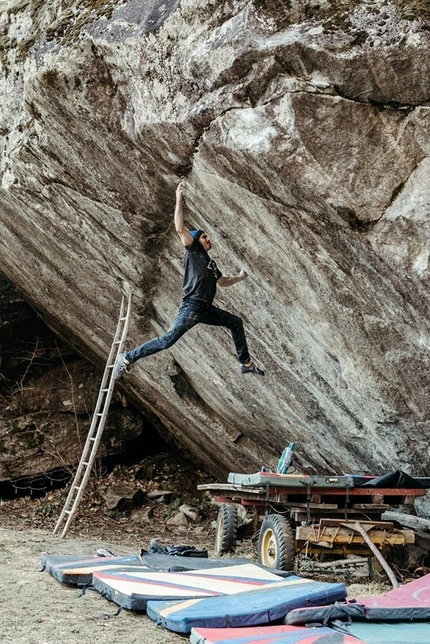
[{"xmin": 125, "ymin": 299, "xmax": 251, "ymax": 365}]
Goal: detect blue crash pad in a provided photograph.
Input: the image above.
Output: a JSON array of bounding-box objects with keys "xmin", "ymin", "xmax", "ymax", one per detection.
[
  {"xmin": 41, "ymin": 553, "xmax": 143, "ymax": 585},
  {"xmin": 147, "ymin": 576, "xmax": 346, "ymax": 633}
]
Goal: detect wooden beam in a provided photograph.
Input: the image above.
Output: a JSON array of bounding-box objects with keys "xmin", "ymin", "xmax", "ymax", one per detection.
[
  {"xmin": 319, "ymin": 518, "xmax": 394, "ymax": 530},
  {"xmin": 382, "ymin": 511, "xmax": 430, "ymax": 531},
  {"xmin": 296, "ymin": 525, "xmax": 414, "ymax": 546},
  {"xmin": 344, "ymin": 521, "xmax": 399, "ymax": 588}
]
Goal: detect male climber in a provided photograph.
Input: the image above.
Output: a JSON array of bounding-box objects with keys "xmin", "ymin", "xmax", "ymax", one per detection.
[{"xmin": 113, "ymin": 182, "xmax": 264, "ymax": 379}]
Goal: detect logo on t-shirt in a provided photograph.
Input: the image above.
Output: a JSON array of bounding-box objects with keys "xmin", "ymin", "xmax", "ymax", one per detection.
[{"xmin": 207, "ymin": 258, "xmax": 221, "ymax": 279}]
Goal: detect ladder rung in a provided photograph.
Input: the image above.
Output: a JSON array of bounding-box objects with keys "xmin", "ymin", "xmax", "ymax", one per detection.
[
  {"xmin": 114, "ymin": 340, "xmax": 121, "ymax": 345},
  {"xmin": 95, "ymin": 412, "xmax": 103, "ymax": 416},
  {"xmin": 82, "ymin": 461, "xmax": 90, "ymax": 466},
  {"xmin": 102, "ymin": 388, "xmax": 109, "ymax": 392},
  {"xmin": 74, "ymin": 485, "xmax": 81, "ymax": 491},
  {"xmin": 89, "ymin": 437, "xmax": 96, "ymax": 441},
  {"xmin": 65, "ymin": 510, "xmax": 71, "ymax": 515}
]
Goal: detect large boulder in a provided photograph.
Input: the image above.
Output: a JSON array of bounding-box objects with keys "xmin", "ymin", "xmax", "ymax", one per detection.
[{"xmin": 0, "ymin": 0, "xmax": 429, "ymax": 479}]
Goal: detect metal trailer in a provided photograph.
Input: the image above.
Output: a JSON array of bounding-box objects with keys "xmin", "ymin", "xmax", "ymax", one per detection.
[{"xmin": 198, "ymin": 472, "xmax": 428, "ymax": 575}]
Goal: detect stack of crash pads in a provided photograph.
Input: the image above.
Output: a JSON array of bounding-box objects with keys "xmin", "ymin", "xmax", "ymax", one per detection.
[
  {"xmin": 42, "ymin": 549, "xmax": 430, "ymax": 642},
  {"xmin": 42, "ymin": 551, "xmax": 346, "ymax": 634}
]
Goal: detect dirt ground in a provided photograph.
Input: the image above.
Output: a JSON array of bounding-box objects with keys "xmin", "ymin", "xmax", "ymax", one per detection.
[
  {"xmin": 0, "ymin": 494, "xmax": 215, "ymax": 644},
  {"xmin": 0, "ymin": 484, "xmax": 394, "ymax": 644}
]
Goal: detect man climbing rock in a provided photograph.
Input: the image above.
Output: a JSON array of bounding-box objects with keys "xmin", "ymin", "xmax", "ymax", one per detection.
[{"xmin": 114, "ymin": 182, "xmax": 264, "ymax": 379}]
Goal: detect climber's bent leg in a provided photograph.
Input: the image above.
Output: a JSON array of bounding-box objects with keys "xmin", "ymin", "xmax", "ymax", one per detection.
[{"xmin": 124, "ymin": 300, "xmax": 203, "ymax": 364}]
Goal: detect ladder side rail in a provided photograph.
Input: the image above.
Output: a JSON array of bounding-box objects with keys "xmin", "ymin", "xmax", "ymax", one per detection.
[
  {"xmin": 58, "ymin": 293, "xmax": 132, "ymax": 536},
  {"xmin": 71, "ymin": 292, "xmax": 133, "ymax": 486},
  {"xmin": 53, "ymin": 413, "xmax": 104, "ymax": 534},
  {"xmin": 52, "ymin": 412, "xmax": 106, "ymax": 534},
  {"xmin": 69, "ymin": 293, "xmax": 128, "ymax": 462},
  {"xmin": 87, "ymin": 295, "xmax": 127, "ymax": 418},
  {"xmin": 88, "ymin": 292, "xmax": 128, "ymax": 419},
  {"xmin": 60, "ymin": 387, "xmax": 118, "ymax": 536}
]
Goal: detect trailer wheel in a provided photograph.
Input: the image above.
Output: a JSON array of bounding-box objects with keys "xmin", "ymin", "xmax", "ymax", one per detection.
[
  {"xmin": 215, "ymin": 504, "xmax": 238, "ymax": 555},
  {"xmin": 258, "ymin": 514, "xmax": 295, "ymax": 570}
]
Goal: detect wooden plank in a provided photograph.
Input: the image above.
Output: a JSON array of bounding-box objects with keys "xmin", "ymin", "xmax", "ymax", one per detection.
[
  {"xmin": 351, "ymin": 503, "xmax": 390, "ymax": 510},
  {"xmin": 200, "ymin": 483, "xmax": 426, "ymax": 498},
  {"xmin": 295, "ymin": 525, "xmax": 414, "ymax": 546},
  {"xmin": 319, "ymin": 518, "xmax": 394, "ymax": 530},
  {"xmin": 318, "ymin": 487, "xmax": 426, "ymax": 497},
  {"xmin": 289, "ymin": 503, "xmax": 338, "ymax": 510},
  {"xmin": 199, "ymin": 483, "xmax": 264, "ymax": 494},
  {"xmin": 214, "ymin": 495, "xmax": 264, "ymax": 504},
  {"xmin": 344, "ymin": 521, "xmax": 399, "ymax": 588}
]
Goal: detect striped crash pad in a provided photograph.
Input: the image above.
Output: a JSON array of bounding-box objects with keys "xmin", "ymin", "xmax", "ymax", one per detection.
[
  {"xmin": 147, "ymin": 576, "xmax": 347, "ymax": 633},
  {"xmin": 190, "ymin": 624, "xmax": 366, "ymax": 643},
  {"xmin": 41, "ymin": 553, "xmax": 144, "ymax": 585},
  {"xmin": 42, "ymin": 552, "xmax": 287, "ymax": 587},
  {"xmin": 92, "ymin": 563, "xmax": 288, "ymax": 611}
]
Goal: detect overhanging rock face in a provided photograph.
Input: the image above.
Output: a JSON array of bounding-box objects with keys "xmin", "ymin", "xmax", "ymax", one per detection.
[{"xmin": 1, "ymin": 0, "xmax": 429, "ymax": 479}]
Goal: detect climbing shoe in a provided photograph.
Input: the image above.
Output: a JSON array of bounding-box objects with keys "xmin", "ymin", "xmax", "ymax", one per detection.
[
  {"xmin": 113, "ymin": 352, "xmax": 131, "ymax": 380},
  {"xmin": 240, "ymin": 362, "xmax": 265, "ymax": 375}
]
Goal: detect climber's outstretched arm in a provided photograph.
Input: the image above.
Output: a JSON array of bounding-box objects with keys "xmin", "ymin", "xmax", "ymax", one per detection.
[
  {"xmin": 174, "ymin": 183, "xmax": 194, "ymax": 247},
  {"xmin": 218, "ymin": 270, "xmax": 248, "ymax": 287}
]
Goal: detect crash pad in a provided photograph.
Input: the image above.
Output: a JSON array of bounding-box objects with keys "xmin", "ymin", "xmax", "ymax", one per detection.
[
  {"xmin": 92, "ymin": 563, "xmax": 287, "ymax": 611},
  {"xmin": 140, "ymin": 552, "xmax": 291, "ymax": 577},
  {"xmin": 41, "ymin": 553, "xmax": 144, "ymax": 585},
  {"xmin": 227, "ymin": 473, "xmax": 357, "ymax": 488},
  {"xmin": 147, "ymin": 576, "xmax": 347, "ymax": 633},
  {"xmin": 358, "ymin": 572, "xmax": 430, "ymax": 619},
  {"xmin": 286, "ymin": 573, "xmax": 430, "ymax": 625},
  {"xmin": 190, "ymin": 624, "xmax": 366, "ymax": 643},
  {"xmin": 42, "ymin": 551, "xmax": 289, "ymax": 587},
  {"xmin": 334, "ymin": 620, "xmax": 430, "ymax": 644}
]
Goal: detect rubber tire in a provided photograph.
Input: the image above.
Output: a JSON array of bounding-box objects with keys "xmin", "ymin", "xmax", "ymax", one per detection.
[
  {"xmin": 258, "ymin": 514, "xmax": 295, "ymax": 571},
  {"xmin": 214, "ymin": 504, "xmax": 238, "ymax": 555}
]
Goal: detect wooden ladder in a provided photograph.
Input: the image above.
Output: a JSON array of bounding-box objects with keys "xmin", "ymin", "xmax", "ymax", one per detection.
[{"xmin": 53, "ymin": 293, "xmax": 132, "ymax": 538}]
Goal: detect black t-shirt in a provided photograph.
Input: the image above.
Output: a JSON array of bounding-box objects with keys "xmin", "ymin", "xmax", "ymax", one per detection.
[{"xmin": 182, "ymin": 240, "xmax": 223, "ymax": 303}]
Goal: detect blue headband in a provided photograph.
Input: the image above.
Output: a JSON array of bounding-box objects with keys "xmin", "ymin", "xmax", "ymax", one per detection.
[{"xmin": 190, "ymin": 229, "xmax": 203, "ymax": 240}]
